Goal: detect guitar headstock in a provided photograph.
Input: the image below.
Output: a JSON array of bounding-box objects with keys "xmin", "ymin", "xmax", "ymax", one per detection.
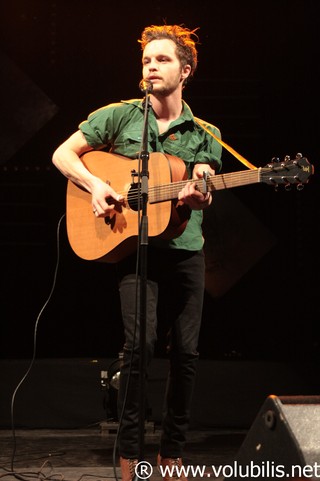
[{"xmin": 261, "ymin": 153, "xmax": 314, "ymax": 190}]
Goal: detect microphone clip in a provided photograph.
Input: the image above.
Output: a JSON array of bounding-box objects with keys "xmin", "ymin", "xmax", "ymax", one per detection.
[{"xmin": 139, "ymin": 79, "xmax": 153, "ymax": 94}]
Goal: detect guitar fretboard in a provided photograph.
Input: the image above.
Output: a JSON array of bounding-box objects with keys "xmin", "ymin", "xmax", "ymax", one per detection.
[{"xmin": 149, "ymin": 168, "xmax": 261, "ymax": 203}]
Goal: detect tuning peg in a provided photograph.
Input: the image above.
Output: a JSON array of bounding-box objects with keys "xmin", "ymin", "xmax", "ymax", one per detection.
[
  {"xmin": 268, "ymin": 157, "xmax": 280, "ymax": 167},
  {"xmin": 284, "ymin": 155, "xmax": 291, "ymax": 162},
  {"xmin": 296, "ymin": 153, "xmax": 303, "ymax": 159},
  {"xmin": 297, "ymin": 183, "xmax": 304, "ymax": 191}
]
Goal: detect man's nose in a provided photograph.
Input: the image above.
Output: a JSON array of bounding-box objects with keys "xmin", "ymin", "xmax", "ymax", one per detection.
[{"xmin": 148, "ymin": 60, "xmax": 158, "ymax": 70}]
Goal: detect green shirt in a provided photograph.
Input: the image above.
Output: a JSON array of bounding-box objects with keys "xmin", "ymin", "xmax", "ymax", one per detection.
[{"xmin": 79, "ymin": 98, "xmax": 222, "ymax": 251}]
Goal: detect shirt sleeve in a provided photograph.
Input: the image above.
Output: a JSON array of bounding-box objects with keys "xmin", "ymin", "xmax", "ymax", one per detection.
[
  {"xmin": 78, "ymin": 103, "xmax": 123, "ymax": 148},
  {"xmin": 193, "ymin": 120, "xmax": 223, "ymax": 172}
]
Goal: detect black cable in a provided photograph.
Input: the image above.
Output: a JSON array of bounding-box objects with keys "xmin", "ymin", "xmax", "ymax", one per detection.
[
  {"xmin": 7, "ymin": 214, "xmax": 65, "ymax": 481},
  {"xmin": 2, "ymin": 213, "xmax": 122, "ymax": 481}
]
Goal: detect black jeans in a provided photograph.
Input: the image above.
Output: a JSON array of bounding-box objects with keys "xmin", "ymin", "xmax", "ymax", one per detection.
[{"xmin": 116, "ymin": 247, "xmax": 205, "ymax": 459}]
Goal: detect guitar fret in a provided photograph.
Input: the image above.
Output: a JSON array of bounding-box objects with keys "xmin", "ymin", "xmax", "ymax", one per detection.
[{"xmin": 150, "ymin": 170, "xmax": 261, "ymax": 202}]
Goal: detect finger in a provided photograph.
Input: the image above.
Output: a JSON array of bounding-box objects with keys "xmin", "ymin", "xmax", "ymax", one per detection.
[{"xmin": 116, "ymin": 194, "xmax": 124, "ymax": 202}]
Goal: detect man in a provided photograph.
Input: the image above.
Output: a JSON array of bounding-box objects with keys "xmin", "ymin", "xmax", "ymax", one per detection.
[{"xmin": 52, "ymin": 24, "xmax": 222, "ymax": 481}]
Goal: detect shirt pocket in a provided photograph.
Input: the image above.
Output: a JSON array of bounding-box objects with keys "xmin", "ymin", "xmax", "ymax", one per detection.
[
  {"xmin": 113, "ymin": 130, "xmax": 143, "ymax": 158},
  {"xmin": 163, "ymin": 139, "xmax": 198, "ymax": 163}
]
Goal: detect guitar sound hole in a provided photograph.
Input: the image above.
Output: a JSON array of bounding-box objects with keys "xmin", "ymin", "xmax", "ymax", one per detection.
[{"xmin": 127, "ymin": 182, "xmax": 141, "ymax": 211}]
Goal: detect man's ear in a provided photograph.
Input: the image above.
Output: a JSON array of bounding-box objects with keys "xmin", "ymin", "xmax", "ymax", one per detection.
[{"xmin": 181, "ymin": 64, "xmax": 192, "ymax": 82}]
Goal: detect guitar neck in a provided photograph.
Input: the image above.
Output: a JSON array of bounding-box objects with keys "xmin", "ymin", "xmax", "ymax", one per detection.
[{"xmin": 150, "ymin": 168, "xmax": 260, "ymax": 203}]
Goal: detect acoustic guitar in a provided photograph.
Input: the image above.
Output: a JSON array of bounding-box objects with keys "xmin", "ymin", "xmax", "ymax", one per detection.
[{"xmin": 66, "ymin": 151, "xmax": 313, "ymax": 263}]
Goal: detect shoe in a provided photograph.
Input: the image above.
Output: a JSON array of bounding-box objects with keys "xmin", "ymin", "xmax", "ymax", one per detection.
[
  {"xmin": 157, "ymin": 454, "xmax": 188, "ymax": 481},
  {"xmin": 120, "ymin": 456, "xmax": 138, "ymax": 481}
]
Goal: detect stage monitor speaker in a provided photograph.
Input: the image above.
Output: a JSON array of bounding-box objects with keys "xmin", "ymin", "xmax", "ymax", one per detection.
[{"xmin": 223, "ymin": 395, "xmax": 320, "ymax": 480}]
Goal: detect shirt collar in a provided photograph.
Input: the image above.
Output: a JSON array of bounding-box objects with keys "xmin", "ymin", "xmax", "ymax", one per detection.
[{"xmin": 121, "ymin": 98, "xmax": 196, "ymax": 125}]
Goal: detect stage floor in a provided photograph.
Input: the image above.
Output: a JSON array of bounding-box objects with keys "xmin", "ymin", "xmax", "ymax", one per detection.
[{"xmin": 0, "ymin": 426, "xmax": 245, "ymax": 481}]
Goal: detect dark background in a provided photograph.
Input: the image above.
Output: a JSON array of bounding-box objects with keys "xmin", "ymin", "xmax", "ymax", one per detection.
[{"xmin": 1, "ymin": 0, "xmax": 319, "ymax": 363}]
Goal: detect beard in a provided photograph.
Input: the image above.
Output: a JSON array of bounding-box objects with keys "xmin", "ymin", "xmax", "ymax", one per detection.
[
  {"xmin": 153, "ymin": 85, "xmax": 174, "ymax": 97},
  {"xmin": 151, "ymin": 71, "xmax": 184, "ymax": 97}
]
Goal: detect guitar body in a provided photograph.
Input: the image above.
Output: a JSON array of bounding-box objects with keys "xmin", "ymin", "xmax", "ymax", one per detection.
[{"xmin": 66, "ymin": 151, "xmax": 190, "ymax": 263}]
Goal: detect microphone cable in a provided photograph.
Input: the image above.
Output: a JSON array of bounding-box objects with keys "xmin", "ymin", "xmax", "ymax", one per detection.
[{"xmin": 7, "ymin": 213, "xmax": 66, "ymax": 481}]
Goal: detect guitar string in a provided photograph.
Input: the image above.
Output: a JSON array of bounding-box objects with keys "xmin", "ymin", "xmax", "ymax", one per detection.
[
  {"xmin": 98, "ymin": 162, "xmax": 304, "ymax": 205},
  {"xmin": 112, "ymin": 169, "xmax": 262, "ymax": 203}
]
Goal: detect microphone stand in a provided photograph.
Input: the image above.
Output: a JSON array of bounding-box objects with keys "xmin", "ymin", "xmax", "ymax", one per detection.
[{"xmin": 137, "ymin": 79, "xmax": 152, "ymax": 470}]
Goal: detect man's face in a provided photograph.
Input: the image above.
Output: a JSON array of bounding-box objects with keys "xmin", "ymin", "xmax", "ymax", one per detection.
[{"xmin": 142, "ymin": 38, "xmax": 190, "ymax": 96}]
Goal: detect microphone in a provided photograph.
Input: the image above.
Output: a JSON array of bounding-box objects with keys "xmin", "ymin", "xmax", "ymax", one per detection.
[{"xmin": 139, "ymin": 78, "xmax": 153, "ymax": 93}]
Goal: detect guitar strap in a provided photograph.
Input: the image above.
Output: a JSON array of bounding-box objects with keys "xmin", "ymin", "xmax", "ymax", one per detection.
[{"xmin": 194, "ymin": 117, "xmax": 257, "ymax": 170}]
